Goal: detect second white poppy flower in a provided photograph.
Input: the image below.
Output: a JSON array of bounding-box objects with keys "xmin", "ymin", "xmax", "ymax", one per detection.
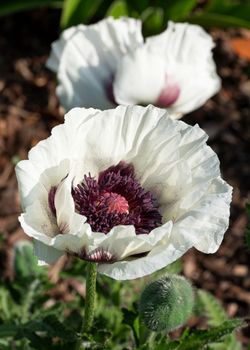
[{"xmin": 47, "ymin": 18, "xmax": 221, "ymax": 118}]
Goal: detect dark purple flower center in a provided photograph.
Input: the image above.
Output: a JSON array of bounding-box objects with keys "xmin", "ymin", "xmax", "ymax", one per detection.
[
  {"xmin": 49, "ymin": 161, "xmax": 162, "ymax": 235},
  {"xmin": 73, "ymin": 161, "xmax": 162, "ymax": 234}
]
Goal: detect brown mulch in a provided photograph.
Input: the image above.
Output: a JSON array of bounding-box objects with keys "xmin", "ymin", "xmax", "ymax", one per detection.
[{"xmin": 0, "ymin": 8, "xmax": 249, "ymax": 347}]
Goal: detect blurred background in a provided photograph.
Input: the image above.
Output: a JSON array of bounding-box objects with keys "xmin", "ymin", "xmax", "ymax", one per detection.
[{"xmin": 0, "ymin": 0, "xmax": 250, "ymax": 348}]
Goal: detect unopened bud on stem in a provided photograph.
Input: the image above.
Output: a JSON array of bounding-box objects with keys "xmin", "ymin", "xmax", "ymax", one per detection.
[{"xmin": 139, "ymin": 274, "xmax": 194, "ymax": 332}]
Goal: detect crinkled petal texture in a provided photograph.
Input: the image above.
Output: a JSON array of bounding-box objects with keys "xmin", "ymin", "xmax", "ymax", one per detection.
[
  {"xmin": 47, "ymin": 19, "xmax": 220, "ymax": 117},
  {"xmin": 114, "ymin": 21, "xmax": 221, "ymax": 116},
  {"xmin": 16, "ymin": 105, "xmax": 232, "ymax": 280},
  {"xmin": 46, "ymin": 17, "xmax": 143, "ymax": 110}
]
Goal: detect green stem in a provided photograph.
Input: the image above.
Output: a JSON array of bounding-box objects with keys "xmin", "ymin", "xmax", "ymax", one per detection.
[
  {"xmin": 83, "ymin": 262, "xmax": 97, "ymax": 333},
  {"xmin": 147, "ymin": 332, "xmax": 157, "ymax": 349},
  {"xmin": 76, "ymin": 262, "xmax": 97, "ymax": 350}
]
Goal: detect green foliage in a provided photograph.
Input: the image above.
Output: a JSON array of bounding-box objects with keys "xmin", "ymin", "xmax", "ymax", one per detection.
[
  {"xmin": 176, "ymin": 319, "xmax": 244, "ymax": 350},
  {"xmin": 0, "ymin": 315, "xmax": 79, "ymax": 349},
  {"xmin": 122, "ymin": 307, "xmax": 140, "ymax": 347},
  {"xmin": 1, "ymin": 0, "xmax": 250, "ymax": 31},
  {"xmin": 60, "ymin": 0, "xmax": 103, "ymax": 28},
  {"xmin": 139, "ymin": 275, "xmax": 194, "ymax": 332},
  {"xmin": 0, "ymin": 241, "xmax": 81, "ymax": 349},
  {"xmin": 139, "ymin": 319, "xmax": 244, "ymax": 350},
  {"xmin": 141, "ymin": 7, "xmax": 164, "ymax": 36},
  {"xmin": 0, "ymin": 244, "xmax": 245, "ymax": 350},
  {"xmin": 106, "ymin": 0, "xmax": 128, "ymax": 18},
  {"xmin": 188, "ymin": 0, "xmax": 250, "ymax": 29},
  {"xmin": 197, "ymin": 290, "xmax": 243, "ymax": 350},
  {"xmin": 14, "ymin": 241, "xmax": 41, "ymax": 280},
  {"xmin": 61, "ymin": 0, "xmax": 250, "ymax": 31},
  {"xmin": 163, "ymin": 0, "xmax": 197, "ymax": 21},
  {"xmin": 206, "ymin": 0, "xmax": 250, "ymax": 22},
  {"xmin": 0, "ymin": 0, "xmax": 62, "ymax": 17},
  {"xmin": 245, "ymin": 203, "xmax": 250, "ymax": 250},
  {"xmin": 197, "ymin": 290, "xmax": 227, "ymax": 327},
  {"xmin": 208, "ymin": 335, "xmax": 242, "ymax": 350},
  {"xmin": 0, "ymin": 259, "xmax": 245, "ymax": 350}
]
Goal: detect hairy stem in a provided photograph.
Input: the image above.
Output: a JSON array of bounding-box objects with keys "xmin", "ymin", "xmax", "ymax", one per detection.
[
  {"xmin": 83, "ymin": 262, "xmax": 97, "ymax": 333},
  {"xmin": 75, "ymin": 262, "xmax": 97, "ymax": 350}
]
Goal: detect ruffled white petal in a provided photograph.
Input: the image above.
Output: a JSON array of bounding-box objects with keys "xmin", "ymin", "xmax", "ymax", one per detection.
[
  {"xmin": 15, "ymin": 160, "xmax": 47, "ymax": 210},
  {"xmin": 146, "ymin": 21, "xmax": 214, "ymax": 62},
  {"xmin": 165, "ymin": 61, "xmax": 221, "ymax": 115},
  {"xmin": 113, "ymin": 46, "xmax": 166, "ymax": 105},
  {"xmin": 46, "ymin": 26, "xmax": 78, "ymax": 72},
  {"xmin": 47, "ymin": 17, "xmax": 143, "ymax": 110},
  {"xmin": 98, "ymin": 240, "xmax": 189, "ymax": 280},
  {"xmin": 94, "ymin": 221, "xmax": 172, "ymax": 260},
  {"xmin": 15, "ymin": 108, "xmax": 100, "ymax": 210},
  {"xmin": 19, "ymin": 202, "xmax": 92, "ymax": 255},
  {"xmin": 144, "ymin": 21, "xmax": 221, "ymax": 114},
  {"xmin": 173, "ymin": 177, "xmax": 232, "ymax": 254}
]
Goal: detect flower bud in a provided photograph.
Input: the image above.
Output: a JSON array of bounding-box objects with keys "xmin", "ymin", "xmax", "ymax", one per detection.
[{"xmin": 139, "ymin": 274, "xmax": 194, "ymax": 332}]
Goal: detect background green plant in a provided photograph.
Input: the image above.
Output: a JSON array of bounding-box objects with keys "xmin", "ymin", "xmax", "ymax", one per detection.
[
  {"xmin": 1, "ymin": 0, "xmax": 250, "ymax": 35},
  {"xmin": 0, "ymin": 241, "xmax": 245, "ymax": 349}
]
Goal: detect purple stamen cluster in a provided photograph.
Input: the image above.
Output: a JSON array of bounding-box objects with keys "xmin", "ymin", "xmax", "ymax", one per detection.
[{"xmin": 72, "ymin": 161, "xmax": 162, "ymax": 234}]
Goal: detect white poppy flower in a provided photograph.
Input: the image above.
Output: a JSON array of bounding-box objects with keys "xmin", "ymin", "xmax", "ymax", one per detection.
[
  {"xmin": 47, "ymin": 18, "xmax": 221, "ymax": 118},
  {"xmin": 16, "ymin": 105, "xmax": 232, "ymax": 280}
]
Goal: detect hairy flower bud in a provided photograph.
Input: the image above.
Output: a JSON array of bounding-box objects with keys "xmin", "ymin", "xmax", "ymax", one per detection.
[{"xmin": 139, "ymin": 275, "xmax": 194, "ymax": 332}]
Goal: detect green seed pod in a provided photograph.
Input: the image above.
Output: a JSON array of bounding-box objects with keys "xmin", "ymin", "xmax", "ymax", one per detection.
[{"xmin": 139, "ymin": 274, "xmax": 194, "ymax": 332}]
